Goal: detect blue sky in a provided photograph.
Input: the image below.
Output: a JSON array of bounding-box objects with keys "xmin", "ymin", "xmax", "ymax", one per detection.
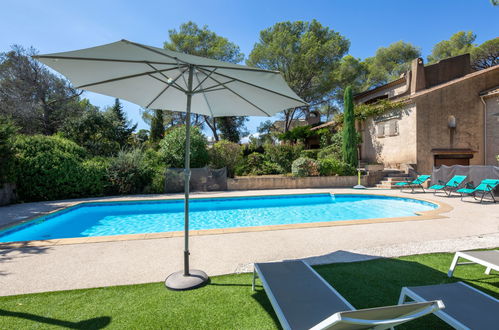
[{"xmin": 2, "ymin": 0, "xmax": 497, "ymax": 136}]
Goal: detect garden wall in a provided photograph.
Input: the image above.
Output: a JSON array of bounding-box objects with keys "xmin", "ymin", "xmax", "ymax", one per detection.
[{"xmin": 227, "ymin": 175, "xmax": 370, "ymax": 190}]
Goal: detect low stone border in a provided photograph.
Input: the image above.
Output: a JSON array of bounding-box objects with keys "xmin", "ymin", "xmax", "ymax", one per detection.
[{"xmin": 0, "ymin": 193, "xmax": 452, "ymax": 249}]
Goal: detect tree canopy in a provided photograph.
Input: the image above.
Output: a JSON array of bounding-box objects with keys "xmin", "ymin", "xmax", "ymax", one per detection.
[
  {"xmin": 471, "ymin": 37, "xmax": 499, "ymax": 70},
  {"xmin": 163, "ymin": 21, "xmax": 247, "ymax": 140},
  {"xmin": 247, "ymin": 20, "xmax": 350, "ymax": 131},
  {"xmin": 0, "ymin": 45, "xmax": 83, "ymax": 135},
  {"xmin": 427, "ymin": 31, "xmax": 476, "ymax": 64},
  {"xmin": 363, "ymin": 41, "xmax": 421, "ymax": 87}
]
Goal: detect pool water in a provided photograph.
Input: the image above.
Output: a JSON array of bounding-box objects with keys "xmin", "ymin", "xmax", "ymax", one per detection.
[{"xmin": 0, "ymin": 194, "xmax": 437, "ymax": 242}]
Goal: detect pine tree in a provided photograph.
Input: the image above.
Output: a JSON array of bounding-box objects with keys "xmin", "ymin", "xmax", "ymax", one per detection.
[
  {"xmin": 342, "ymin": 86, "xmax": 358, "ymax": 167},
  {"xmin": 150, "ymin": 109, "xmax": 165, "ymax": 142},
  {"xmin": 110, "ymin": 98, "xmax": 137, "ymax": 147}
]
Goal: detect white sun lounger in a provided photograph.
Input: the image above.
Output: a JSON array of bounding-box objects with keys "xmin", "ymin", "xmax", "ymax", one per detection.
[
  {"xmin": 399, "ymin": 281, "xmax": 499, "ymax": 330},
  {"xmin": 253, "ymin": 260, "xmax": 443, "ymax": 330},
  {"xmin": 447, "ymin": 250, "xmax": 499, "ymax": 277}
]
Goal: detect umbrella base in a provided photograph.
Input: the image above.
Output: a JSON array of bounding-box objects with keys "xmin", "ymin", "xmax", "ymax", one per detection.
[
  {"xmin": 165, "ymin": 269, "xmax": 209, "ymax": 291},
  {"xmin": 353, "ymin": 185, "xmax": 366, "ymax": 189}
]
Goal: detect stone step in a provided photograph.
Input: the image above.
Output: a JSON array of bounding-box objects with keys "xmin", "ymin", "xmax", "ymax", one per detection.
[
  {"xmin": 382, "ymin": 177, "xmax": 411, "ymax": 182},
  {"xmin": 375, "ymin": 184, "xmax": 401, "ymax": 189},
  {"xmin": 385, "ymin": 173, "xmax": 411, "ymax": 177}
]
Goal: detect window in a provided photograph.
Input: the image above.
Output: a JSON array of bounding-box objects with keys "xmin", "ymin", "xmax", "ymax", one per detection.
[
  {"xmin": 376, "ymin": 123, "xmax": 385, "ymax": 137},
  {"xmin": 387, "ymin": 120, "xmax": 399, "ymax": 136}
]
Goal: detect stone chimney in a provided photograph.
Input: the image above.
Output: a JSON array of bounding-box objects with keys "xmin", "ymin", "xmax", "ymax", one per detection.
[{"xmin": 410, "ymin": 57, "xmax": 426, "ymax": 94}]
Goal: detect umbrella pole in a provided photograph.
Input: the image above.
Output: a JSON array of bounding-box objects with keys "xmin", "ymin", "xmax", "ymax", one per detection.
[
  {"xmin": 183, "ymin": 84, "xmax": 192, "ymax": 276},
  {"xmin": 165, "ymin": 65, "xmax": 209, "ymax": 290}
]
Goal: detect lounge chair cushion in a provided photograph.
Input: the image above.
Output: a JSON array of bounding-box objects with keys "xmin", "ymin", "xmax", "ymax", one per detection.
[{"xmin": 429, "ymin": 184, "xmax": 445, "ymax": 190}]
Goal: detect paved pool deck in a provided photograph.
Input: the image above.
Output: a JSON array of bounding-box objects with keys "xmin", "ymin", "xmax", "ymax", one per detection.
[{"xmin": 0, "ymin": 188, "xmax": 497, "ymax": 296}]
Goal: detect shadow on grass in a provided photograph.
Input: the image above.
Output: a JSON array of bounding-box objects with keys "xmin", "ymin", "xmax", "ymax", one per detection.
[{"xmin": 0, "ymin": 309, "xmax": 111, "ymax": 329}]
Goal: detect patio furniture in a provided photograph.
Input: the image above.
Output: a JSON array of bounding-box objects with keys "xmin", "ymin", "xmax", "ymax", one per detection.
[
  {"xmin": 399, "ymin": 281, "xmax": 499, "ymax": 330},
  {"xmin": 456, "ymin": 179, "xmax": 499, "ymax": 203},
  {"xmin": 394, "ymin": 175, "xmax": 431, "ymax": 193},
  {"xmin": 447, "ymin": 250, "xmax": 499, "ymax": 277},
  {"xmin": 253, "ymin": 260, "xmax": 444, "ymax": 330},
  {"xmin": 429, "ymin": 175, "xmax": 467, "ymax": 196}
]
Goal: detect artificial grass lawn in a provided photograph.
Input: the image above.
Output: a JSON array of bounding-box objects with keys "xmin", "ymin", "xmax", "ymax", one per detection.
[{"xmin": 0, "ymin": 251, "xmax": 497, "ymax": 329}]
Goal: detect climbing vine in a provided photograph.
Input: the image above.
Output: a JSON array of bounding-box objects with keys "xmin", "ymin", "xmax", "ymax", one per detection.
[{"xmin": 334, "ymin": 99, "xmax": 407, "ymax": 126}]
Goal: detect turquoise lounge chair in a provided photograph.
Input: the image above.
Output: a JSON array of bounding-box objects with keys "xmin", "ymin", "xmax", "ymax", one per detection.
[
  {"xmin": 394, "ymin": 175, "xmax": 431, "ymax": 193},
  {"xmin": 456, "ymin": 179, "xmax": 499, "ymax": 203},
  {"xmin": 429, "ymin": 175, "xmax": 467, "ymax": 196}
]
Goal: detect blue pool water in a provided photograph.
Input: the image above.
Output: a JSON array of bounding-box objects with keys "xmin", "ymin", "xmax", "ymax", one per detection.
[{"xmin": 0, "ymin": 194, "xmax": 437, "ymax": 242}]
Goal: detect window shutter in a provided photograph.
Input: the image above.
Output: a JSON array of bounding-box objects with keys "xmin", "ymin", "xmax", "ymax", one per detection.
[{"xmin": 377, "ymin": 123, "xmax": 385, "ymax": 137}]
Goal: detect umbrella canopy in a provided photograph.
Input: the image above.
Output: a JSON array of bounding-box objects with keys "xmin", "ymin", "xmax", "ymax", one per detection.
[
  {"xmin": 35, "ymin": 40, "xmax": 307, "ymax": 290},
  {"xmin": 35, "ymin": 39, "xmax": 306, "ymax": 116}
]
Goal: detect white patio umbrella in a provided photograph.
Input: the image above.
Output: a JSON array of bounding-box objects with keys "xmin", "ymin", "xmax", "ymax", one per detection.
[{"xmin": 35, "ymin": 40, "xmax": 307, "ymax": 290}]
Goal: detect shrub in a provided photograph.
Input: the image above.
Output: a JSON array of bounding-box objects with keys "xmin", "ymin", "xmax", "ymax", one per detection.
[
  {"xmin": 291, "ymin": 157, "xmax": 319, "ymax": 177},
  {"xmin": 318, "ymin": 157, "xmax": 357, "ymax": 176},
  {"xmin": 80, "ymin": 158, "xmax": 109, "ymax": 196},
  {"xmin": 159, "ymin": 125, "xmax": 209, "ymax": 168},
  {"xmin": 300, "ymin": 149, "xmax": 320, "ymax": 159},
  {"xmin": 12, "ymin": 135, "xmax": 93, "ymax": 201},
  {"xmin": 209, "ymin": 140, "xmax": 242, "ymax": 177},
  {"xmin": 106, "ymin": 149, "xmax": 153, "ymax": 195},
  {"xmin": 317, "ymin": 132, "xmax": 343, "ymax": 160},
  {"xmin": 0, "ymin": 116, "xmax": 18, "ymax": 184},
  {"xmin": 264, "ymin": 143, "xmax": 303, "ymax": 173},
  {"xmin": 142, "ymin": 149, "xmax": 166, "ymax": 194}
]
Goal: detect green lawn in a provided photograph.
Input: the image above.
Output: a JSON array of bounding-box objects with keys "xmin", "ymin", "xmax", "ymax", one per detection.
[{"xmin": 0, "ymin": 251, "xmax": 497, "ymax": 329}]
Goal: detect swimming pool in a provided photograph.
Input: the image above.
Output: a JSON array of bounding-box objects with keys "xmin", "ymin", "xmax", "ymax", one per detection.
[{"xmin": 0, "ymin": 194, "xmax": 437, "ymax": 242}]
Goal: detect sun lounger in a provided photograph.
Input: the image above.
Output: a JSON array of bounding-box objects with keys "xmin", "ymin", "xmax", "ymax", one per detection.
[
  {"xmin": 429, "ymin": 175, "xmax": 467, "ymax": 196},
  {"xmin": 447, "ymin": 250, "xmax": 499, "ymax": 277},
  {"xmin": 456, "ymin": 179, "xmax": 499, "ymax": 203},
  {"xmin": 399, "ymin": 281, "xmax": 499, "ymax": 330},
  {"xmin": 394, "ymin": 175, "xmax": 431, "ymax": 193},
  {"xmin": 253, "ymin": 260, "xmax": 443, "ymax": 330}
]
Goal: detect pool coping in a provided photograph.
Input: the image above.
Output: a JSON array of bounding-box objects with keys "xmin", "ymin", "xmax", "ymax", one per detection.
[{"xmin": 0, "ymin": 192, "xmax": 453, "ymax": 249}]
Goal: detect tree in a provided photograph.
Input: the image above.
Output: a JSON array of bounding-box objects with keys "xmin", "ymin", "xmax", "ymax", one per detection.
[
  {"xmin": 0, "ymin": 45, "xmax": 82, "ymax": 135},
  {"xmin": 247, "ymin": 20, "xmax": 350, "ymax": 131},
  {"xmin": 164, "ymin": 21, "xmax": 246, "ymax": 140},
  {"xmin": 159, "ymin": 125, "xmax": 209, "ymax": 168},
  {"xmin": 332, "ymin": 55, "xmax": 369, "ymax": 103},
  {"xmin": 217, "ymin": 116, "xmax": 248, "ymax": 143},
  {"xmin": 342, "ymin": 86, "xmax": 358, "ymax": 168},
  {"xmin": 61, "ymin": 101, "xmax": 121, "ymax": 156},
  {"xmin": 107, "ymin": 98, "xmax": 137, "ymax": 147},
  {"xmin": 149, "ymin": 109, "xmax": 165, "ymax": 143},
  {"xmin": 471, "ymin": 38, "xmax": 499, "ymax": 70},
  {"xmin": 364, "ymin": 41, "xmax": 421, "ymax": 87},
  {"xmin": 427, "ymin": 31, "xmax": 476, "ymax": 64}
]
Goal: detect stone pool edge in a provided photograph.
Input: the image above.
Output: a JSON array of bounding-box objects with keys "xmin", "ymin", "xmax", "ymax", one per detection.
[{"xmin": 0, "ymin": 193, "xmax": 452, "ymax": 249}]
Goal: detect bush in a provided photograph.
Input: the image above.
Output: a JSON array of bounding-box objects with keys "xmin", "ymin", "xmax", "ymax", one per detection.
[
  {"xmin": 264, "ymin": 143, "xmax": 303, "ymax": 173},
  {"xmin": 80, "ymin": 158, "xmax": 109, "ymax": 196},
  {"xmin": 291, "ymin": 157, "xmax": 319, "ymax": 177},
  {"xmin": 235, "ymin": 152, "xmax": 283, "ymax": 176},
  {"xmin": 12, "ymin": 135, "xmax": 94, "ymax": 201},
  {"xmin": 106, "ymin": 149, "xmax": 153, "ymax": 195},
  {"xmin": 209, "ymin": 140, "xmax": 242, "ymax": 177},
  {"xmin": 0, "ymin": 116, "xmax": 18, "ymax": 184},
  {"xmin": 300, "ymin": 149, "xmax": 320, "ymax": 159},
  {"xmin": 317, "ymin": 132, "xmax": 343, "ymax": 160},
  {"xmin": 159, "ymin": 125, "xmax": 209, "ymax": 168},
  {"xmin": 318, "ymin": 157, "xmax": 357, "ymax": 176},
  {"xmin": 142, "ymin": 149, "xmax": 166, "ymax": 194}
]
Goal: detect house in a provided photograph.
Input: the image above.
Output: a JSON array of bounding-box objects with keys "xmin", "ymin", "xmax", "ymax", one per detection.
[{"xmin": 354, "ymin": 54, "xmax": 499, "ymax": 174}]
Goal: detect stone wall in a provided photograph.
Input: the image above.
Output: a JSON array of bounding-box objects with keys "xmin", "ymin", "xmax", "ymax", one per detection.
[
  {"xmin": 227, "ymin": 175, "xmax": 368, "ymax": 191},
  {"xmin": 360, "ymin": 103, "xmax": 417, "ymax": 168},
  {"xmin": 485, "ymin": 94, "xmax": 499, "ymax": 165}
]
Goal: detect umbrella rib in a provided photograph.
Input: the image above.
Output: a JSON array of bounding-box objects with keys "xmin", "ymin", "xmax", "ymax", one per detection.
[
  {"xmin": 192, "ymin": 68, "xmax": 217, "ymax": 92},
  {"xmin": 75, "ymin": 66, "xmax": 188, "ymax": 89},
  {"xmin": 194, "ymin": 80, "xmax": 236, "ymax": 94},
  {"xmin": 121, "ymin": 40, "xmax": 280, "ymax": 74},
  {"xmin": 194, "ymin": 72, "xmax": 215, "ymax": 118},
  {"xmin": 146, "ymin": 67, "xmax": 189, "ymax": 108},
  {"xmin": 148, "ymin": 74, "xmax": 186, "ymax": 93},
  {"xmin": 33, "ymin": 55, "xmax": 181, "ymax": 66},
  {"xmin": 198, "ymin": 68, "xmax": 271, "ymax": 117},
  {"xmin": 146, "ymin": 63, "xmax": 186, "ymax": 93},
  {"xmin": 202, "ymin": 69, "xmax": 307, "ymax": 106}
]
